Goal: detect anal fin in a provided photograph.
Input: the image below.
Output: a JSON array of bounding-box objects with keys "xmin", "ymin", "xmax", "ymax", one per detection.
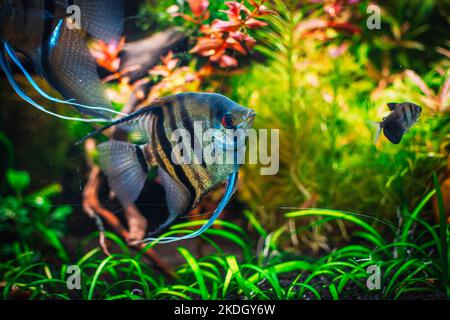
[
  {"xmin": 148, "ymin": 168, "xmax": 191, "ymax": 236},
  {"xmin": 383, "ymin": 121, "xmax": 404, "ymax": 144}
]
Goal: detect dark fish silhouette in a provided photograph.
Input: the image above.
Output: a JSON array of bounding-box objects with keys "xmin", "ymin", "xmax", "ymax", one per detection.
[
  {"xmin": 0, "ymin": 0, "xmax": 124, "ymax": 120},
  {"xmin": 374, "ymin": 102, "xmax": 422, "ymax": 144},
  {"xmin": 80, "ymin": 92, "xmax": 256, "ymax": 243}
]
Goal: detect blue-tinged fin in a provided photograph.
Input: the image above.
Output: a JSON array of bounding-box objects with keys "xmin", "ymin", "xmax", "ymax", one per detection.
[
  {"xmin": 74, "ymin": 0, "xmax": 123, "ymax": 42},
  {"xmin": 0, "ymin": 45, "xmax": 109, "ymax": 122},
  {"xmin": 3, "ymin": 42, "xmax": 125, "ymax": 118},
  {"xmin": 42, "ymin": 19, "xmax": 115, "ymax": 119},
  {"xmin": 49, "ymin": 19, "xmax": 63, "ymax": 49}
]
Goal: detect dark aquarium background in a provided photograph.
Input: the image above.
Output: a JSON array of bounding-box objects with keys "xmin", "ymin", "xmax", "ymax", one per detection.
[{"xmin": 0, "ymin": 0, "xmax": 449, "ymax": 300}]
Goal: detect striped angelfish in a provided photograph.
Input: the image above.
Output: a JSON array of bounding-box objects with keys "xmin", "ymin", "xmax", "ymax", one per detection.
[
  {"xmin": 374, "ymin": 102, "xmax": 422, "ymax": 144},
  {"xmin": 79, "ymin": 92, "xmax": 256, "ymax": 242},
  {"xmin": 0, "ymin": 0, "xmax": 124, "ymax": 120}
]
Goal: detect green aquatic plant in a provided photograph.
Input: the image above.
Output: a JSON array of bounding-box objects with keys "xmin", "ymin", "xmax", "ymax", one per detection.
[
  {"xmin": 0, "ymin": 169, "xmax": 72, "ymax": 261},
  {"xmin": 1, "ymin": 183, "xmax": 447, "ymax": 300},
  {"xmin": 232, "ymin": 0, "xmax": 449, "ymax": 237},
  {"xmin": 285, "ymin": 187, "xmax": 449, "ymax": 299},
  {"xmin": 0, "ymin": 0, "xmax": 448, "ymax": 302},
  {"xmin": 360, "ymin": 0, "xmax": 448, "ymax": 75}
]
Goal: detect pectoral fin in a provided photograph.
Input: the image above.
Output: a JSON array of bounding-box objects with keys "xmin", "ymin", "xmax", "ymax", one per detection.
[{"xmin": 97, "ymin": 141, "xmax": 148, "ymax": 206}]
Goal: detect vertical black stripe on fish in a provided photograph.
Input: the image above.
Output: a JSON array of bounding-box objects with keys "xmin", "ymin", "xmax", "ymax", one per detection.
[
  {"xmin": 135, "ymin": 145, "xmax": 149, "ymax": 176},
  {"xmin": 150, "ymin": 114, "xmax": 167, "ymax": 171},
  {"xmin": 152, "ymin": 108, "xmax": 170, "ymax": 173},
  {"xmin": 41, "ymin": 0, "xmax": 56, "ymax": 71},
  {"xmin": 154, "ymin": 107, "xmax": 196, "ymax": 210},
  {"xmin": 179, "ymin": 95, "xmax": 208, "ymax": 169},
  {"xmin": 165, "ymin": 101, "xmax": 178, "ymax": 133},
  {"xmin": 409, "ymin": 105, "xmax": 415, "ymax": 124},
  {"xmin": 407, "ymin": 105, "xmax": 414, "ymax": 126},
  {"xmin": 21, "ymin": 0, "xmax": 29, "ymax": 31},
  {"xmin": 177, "ymin": 95, "xmax": 211, "ymax": 197},
  {"xmin": 165, "ymin": 100, "xmax": 208, "ymax": 200},
  {"xmin": 400, "ymin": 107, "xmax": 408, "ymax": 130},
  {"xmin": 164, "ymin": 101, "xmax": 188, "ymax": 165},
  {"xmin": 410, "ymin": 105, "xmax": 416, "ymax": 120}
]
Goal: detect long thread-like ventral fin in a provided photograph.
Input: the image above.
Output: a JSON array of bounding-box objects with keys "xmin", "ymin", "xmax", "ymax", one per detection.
[
  {"xmin": 0, "ymin": 47, "xmax": 109, "ymax": 123},
  {"xmin": 3, "ymin": 42, "xmax": 127, "ymax": 118}
]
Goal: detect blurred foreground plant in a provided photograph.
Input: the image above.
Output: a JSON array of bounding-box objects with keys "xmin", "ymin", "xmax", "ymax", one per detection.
[{"xmin": 0, "ymin": 169, "xmax": 72, "ymax": 261}]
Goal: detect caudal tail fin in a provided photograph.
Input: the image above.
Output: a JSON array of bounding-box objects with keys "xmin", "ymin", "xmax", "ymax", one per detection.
[{"xmin": 373, "ymin": 123, "xmax": 382, "ymax": 144}]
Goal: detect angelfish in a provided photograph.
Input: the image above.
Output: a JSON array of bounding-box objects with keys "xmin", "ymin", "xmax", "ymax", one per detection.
[
  {"xmin": 0, "ymin": 0, "xmax": 125, "ymax": 121},
  {"xmin": 80, "ymin": 92, "xmax": 256, "ymax": 243},
  {"xmin": 374, "ymin": 102, "xmax": 422, "ymax": 144}
]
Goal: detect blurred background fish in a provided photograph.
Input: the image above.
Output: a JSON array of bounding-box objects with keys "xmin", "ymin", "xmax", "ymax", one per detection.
[
  {"xmin": 374, "ymin": 102, "xmax": 422, "ymax": 144},
  {"xmin": 82, "ymin": 92, "xmax": 256, "ymax": 241},
  {"xmin": 0, "ymin": 0, "xmax": 124, "ymax": 120}
]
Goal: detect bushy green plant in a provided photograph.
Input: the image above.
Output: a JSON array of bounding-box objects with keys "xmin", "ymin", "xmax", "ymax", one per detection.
[
  {"xmin": 360, "ymin": 0, "xmax": 449, "ymax": 74},
  {"xmin": 231, "ymin": 0, "xmax": 449, "ymax": 234},
  {"xmin": 0, "ymin": 169, "xmax": 72, "ymax": 261}
]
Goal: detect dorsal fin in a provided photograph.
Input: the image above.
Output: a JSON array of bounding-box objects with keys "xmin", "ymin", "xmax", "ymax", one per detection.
[
  {"xmin": 73, "ymin": 0, "xmax": 124, "ymax": 43},
  {"xmin": 76, "ymin": 99, "xmax": 168, "ymax": 145},
  {"xmin": 387, "ymin": 102, "xmax": 398, "ymax": 111}
]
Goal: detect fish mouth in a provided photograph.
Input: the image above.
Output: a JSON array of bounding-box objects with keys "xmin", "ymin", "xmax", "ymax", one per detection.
[{"xmin": 243, "ymin": 109, "xmax": 256, "ymax": 128}]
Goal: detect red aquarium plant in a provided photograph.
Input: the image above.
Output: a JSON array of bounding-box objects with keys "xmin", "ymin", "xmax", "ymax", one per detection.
[
  {"xmin": 146, "ymin": 51, "xmax": 201, "ymax": 103},
  {"xmin": 173, "ymin": 0, "xmax": 274, "ymax": 69},
  {"xmin": 298, "ymin": 0, "xmax": 361, "ymax": 41},
  {"xmin": 89, "ymin": 37, "xmax": 126, "ymax": 72}
]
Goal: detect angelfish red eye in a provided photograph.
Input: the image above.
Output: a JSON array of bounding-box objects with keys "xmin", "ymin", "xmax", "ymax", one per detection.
[{"xmin": 221, "ymin": 114, "xmax": 235, "ymax": 129}]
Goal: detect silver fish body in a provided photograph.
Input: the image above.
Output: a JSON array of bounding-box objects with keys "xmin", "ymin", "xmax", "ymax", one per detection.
[
  {"xmin": 90, "ymin": 92, "xmax": 256, "ymax": 235},
  {"xmin": 375, "ymin": 102, "xmax": 422, "ymax": 144}
]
